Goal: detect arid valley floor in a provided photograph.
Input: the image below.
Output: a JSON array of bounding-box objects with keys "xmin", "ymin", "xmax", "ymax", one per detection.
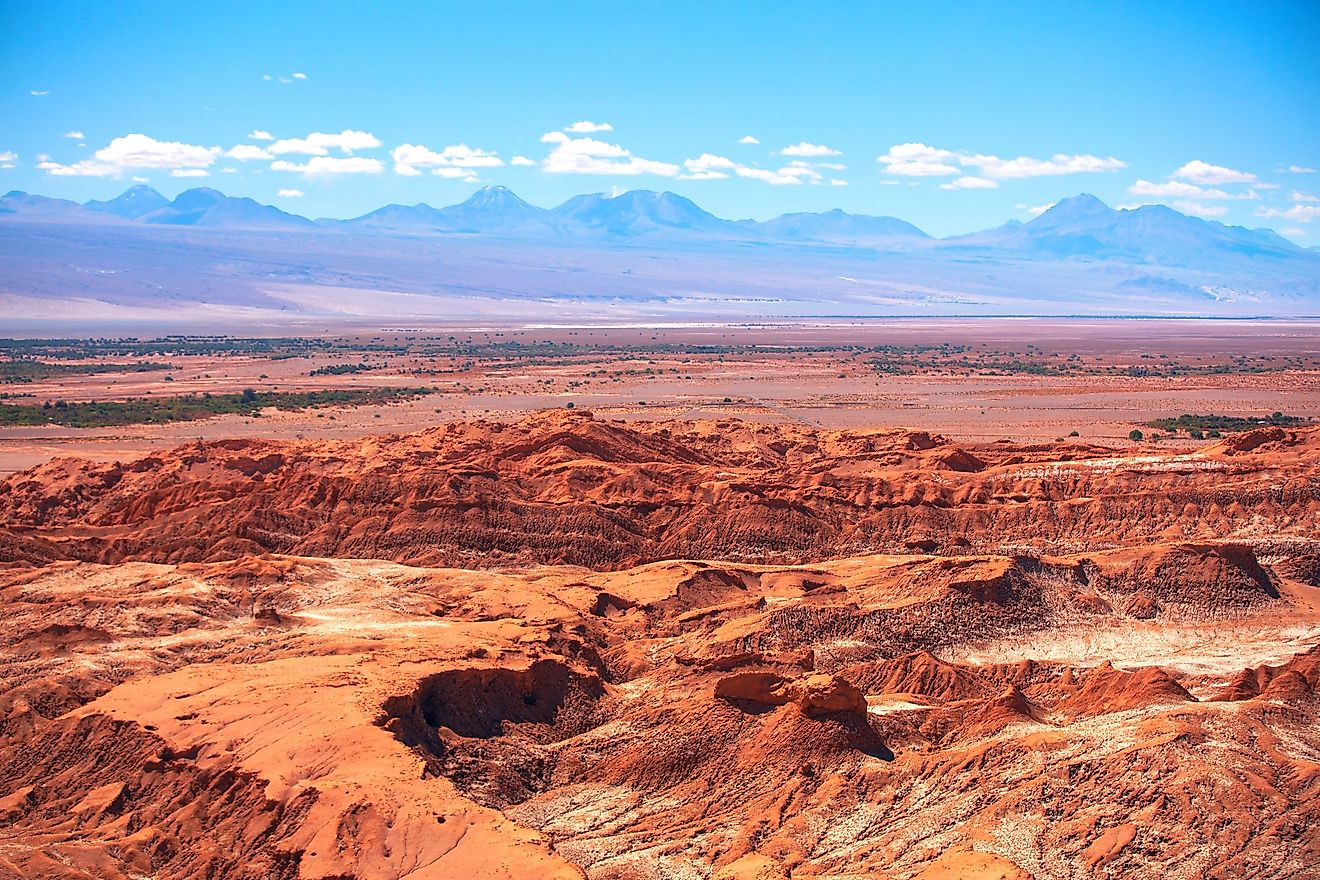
[{"xmin": 1, "ymin": 319, "xmax": 1319, "ymax": 880}]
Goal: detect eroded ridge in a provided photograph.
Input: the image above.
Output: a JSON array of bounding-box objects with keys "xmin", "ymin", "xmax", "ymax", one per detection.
[
  {"xmin": 0, "ymin": 417, "xmax": 1318, "ymax": 879},
  {"xmin": 2, "ymin": 413, "xmax": 1318, "ymax": 568}
]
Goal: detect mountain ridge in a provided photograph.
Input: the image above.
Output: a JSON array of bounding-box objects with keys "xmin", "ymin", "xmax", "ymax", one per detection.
[{"xmin": 0, "ymin": 186, "xmax": 1311, "ymax": 261}]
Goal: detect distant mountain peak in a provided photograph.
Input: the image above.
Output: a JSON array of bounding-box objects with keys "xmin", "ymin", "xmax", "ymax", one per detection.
[
  {"xmin": 461, "ymin": 185, "xmax": 532, "ymax": 209},
  {"xmin": 85, "ymin": 184, "xmax": 170, "ymax": 220}
]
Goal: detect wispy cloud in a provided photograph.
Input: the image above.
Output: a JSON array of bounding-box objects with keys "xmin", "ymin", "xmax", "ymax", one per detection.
[
  {"xmin": 269, "ymin": 156, "xmax": 384, "ymax": 175},
  {"xmin": 878, "ymin": 142, "xmax": 1126, "ymax": 180},
  {"xmin": 779, "ymin": 141, "xmax": 841, "ymax": 157},
  {"xmin": 269, "ymin": 130, "xmax": 381, "ymax": 156},
  {"xmin": 170, "ymin": 168, "xmax": 209, "ymax": 178},
  {"xmin": 1292, "ymin": 191, "xmax": 1319, "ymax": 203},
  {"xmin": 940, "ymin": 176, "xmax": 998, "ymax": 190},
  {"xmin": 738, "ymin": 135, "xmax": 760, "ymax": 145},
  {"xmin": 61, "ymin": 131, "xmax": 84, "ymax": 140},
  {"xmin": 735, "ymin": 164, "xmax": 822, "ymax": 185},
  {"xmin": 1257, "ymin": 204, "xmax": 1320, "ymax": 222},
  {"xmin": 1128, "ymin": 179, "xmax": 1255, "ymax": 200},
  {"xmin": 510, "ymin": 155, "xmax": 537, "ymax": 167},
  {"xmin": 247, "ymin": 130, "xmax": 274, "ymax": 141},
  {"xmin": 277, "ymin": 188, "xmax": 304, "ymax": 197},
  {"xmin": 1017, "ymin": 201, "xmax": 1056, "ymax": 216},
  {"xmin": 30, "ymin": 90, "xmax": 48, "ymax": 96},
  {"xmin": 1287, "ymin": 165, "xmax": 1316, "ymax": 174},
  {"xmin": 1172, "ymin": 160, "xmax": 1256, "ymax": 185},
  {"xmin": 563, "ymin": 121, "xmax": 612, "ymax": 133},
  {"xmin": 1173, "ymin": 200, "xmax": 1227, "ymax": 217},
  {"xmin": 968, "ymin": 152, "xmax": 1126, "ymax": 178}
]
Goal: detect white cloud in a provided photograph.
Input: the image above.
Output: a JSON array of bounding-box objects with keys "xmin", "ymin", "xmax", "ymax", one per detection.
[
  {"xmin": 270, "ymin": 156, "xmax": 384, "ymax": 175},
  {"xmin": 292, "ymin": 72, "xmax": 307, "ymax": 80},
  {"xmin": 269, "ymin": 130, "xmax": 381, "ymax": 156},
  {"xmin": 226, "ymin": 144, "xmax": 272, "ymax": 161},
  {"xmin": 1172, "ymin": 160, "xmax": 1256, "ymax": 185},
  {"xmin": 62, "ymin": 131, "xmax": 84, "ymax": 140},
  {"xmin": 1129, "ymin": 179, "xmax": 1230, "ymax": 199},
  {"xmin": 681, "ymin": 153, "xmax": 737, "ymax": 180},
  {"xmin": 392, "ymin": 143, "xmax": 504, "ymax": 176},
  {"xmin": 1021, "ymin": 202, "xmax": 1056, "ymax": 216},
  {"xmin": 100, "ymin": 134, "xmax": 218, "ymax": 168},
  {"xmin": 887, "ymin": 161, "xmax": 960, "ymax": 176},
  {"xmin": 433, "ymin": 144, "xmax": 502, "ymax": 167},
  {"xmin": 738, "ymin": 135, "xmax": 760, "ymax": 145},
  {"xmin": 564, "ymin": 121, "xmax": 612, "ymax": 133},
  {"xmin": 1287, "ymin": 165, "xmax": 1316, "ymax": 174},
  {"xmin": 539, "ymin": 134, "xmax": 679, "ymax": 177},
  {"xmin": 966, "ymin": 152, "xmax": 1126, "ymax": 179},
  {"xmin": 677, "ymin": 152, "xmax": 835, "ymax": 186},
  {"xmin": 219, "ymin": 167, "xmax": 239, "ymax": 174},
  {"xmin": 1257, "ymin": 204, "xmax": 1320, "ymax": 222},
  {"xmin": 780, "ymin": 141, "xmax": 841, "ymax": 157},
  {"xmin": 876, "ymin": 143, "xmax": 959, "ymax": 176},
  {"xmin": 30, "ymin": 90, "xmax": 49, "ymax": 96},
  {"xmin": 262, "ymin": 74, "xmax": 272, "ymax": 81},
  {"xmin": 1172, "ymin": 200, "xmax": 1227, "ymax": 217},
  {"xmin": 429, "ymin": 167, "xmax": 478, "ymax": 180},
  {"xmin": 1128, "ymin": 179, "xmax": 1258, "ymax": 201},
  {"xmin": 1291, "ymin": 191, "xmax": 1318, "ymax": 203},
  {"xmin": 878, "ymin": 143, "xmax": 1125, "ymax": 181},
  {"xmin": 277, "ymin": 188, "xmax": 304, "ymax": 197},
  {"xmin": 38, "ymin": 133, "xmax": 221, "ymax": 177},
  {"xmin": 0, "ymin": 151, "xmax": 16, "ymax": 162},
  {"xmin": 735, "ymin": 164, "xmax": 820, "ymax": 185},
  {"xmin": 171, "ymin": 168, "xmax": 209, "ymax": 178},
  {"xmin": 132, "ymin": 176, "xmax": 149, "ymax": 183},
  {"xmin": 940, "ymin": 175, "xmax": 998, "ymax": 190},
  {"xmin": 248, "ymin": 130, "xmax": 274, "ymax": 141},
  {"xmin": 511, "ymin": 155, "xmax": 537, "ymax": 167}
]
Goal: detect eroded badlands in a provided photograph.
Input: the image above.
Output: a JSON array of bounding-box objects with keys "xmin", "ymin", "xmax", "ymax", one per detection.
[{"xmin": 1, "ymin": 413, "xmax": 1318, "ymax": 879}]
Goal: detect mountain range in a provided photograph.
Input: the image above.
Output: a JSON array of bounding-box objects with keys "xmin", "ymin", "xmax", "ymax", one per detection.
[
  {"xmin": 1, "ymin": 184, "xmax": 1317, "ymax": 325},
  {"xmin": 2, "ymin": 184, "xmax": 1313, "ymax": 261}
]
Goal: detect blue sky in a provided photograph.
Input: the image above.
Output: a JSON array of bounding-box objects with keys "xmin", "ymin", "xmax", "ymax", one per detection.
[{"xmin": 2, "ymin": 1, "xmax": 1317, "ymax": 238}]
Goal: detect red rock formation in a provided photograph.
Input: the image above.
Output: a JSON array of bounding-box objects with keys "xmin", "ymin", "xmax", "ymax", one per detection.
[
  {"xmin": 1, "ymin": 413, "xmax": 1316, "ymax": 570},
  {"xmin": 1, "ymin": 417, "xmax": 1318, "ymax": 879}
]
